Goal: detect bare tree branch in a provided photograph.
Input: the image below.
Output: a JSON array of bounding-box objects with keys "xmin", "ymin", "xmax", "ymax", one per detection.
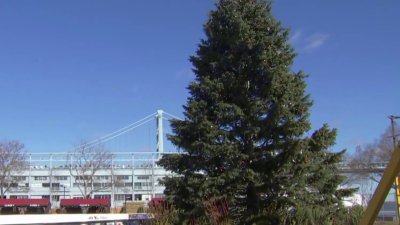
[
  {"xmin": 67, "ymin": 141, "xmax": 113, "ymax": 198},
  {"xmin": 346, "ymin": 122, "xmax": 400, "ymax": 196},
  {"xmin": 0, "ymin": 140, "xmax": 28, "ymax": 198}
]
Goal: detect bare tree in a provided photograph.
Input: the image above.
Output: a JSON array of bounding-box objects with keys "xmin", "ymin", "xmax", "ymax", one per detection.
[
  {"xmin": 0, "ymin": 140, "xmax": 28, "ymax": 198},
  {"xmin": 68, "ymin": 141, "xmax": 114, "ymax": 198},
  {"xmin": 375, "ymin": 121, "xmax": 399, "ymax": 161},
  {"xmin": 346, "ymin": 122, "xmax": 399, "ymax": 196},
  {"xmin": 348, "ymin": 122, "xmax": 399, "ymax": 169},
  {"xmin": 347, "ymin": 145, "xmax": 381, "ymax": 182},
  {"xmin": 113, "ymin": 175, "xmax": 131, "ymax": 208}
]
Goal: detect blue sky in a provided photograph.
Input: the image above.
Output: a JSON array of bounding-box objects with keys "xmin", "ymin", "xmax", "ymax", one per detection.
[{"xmin": 0, "ymin": 0, "xmax": 399, "ymax": 154}]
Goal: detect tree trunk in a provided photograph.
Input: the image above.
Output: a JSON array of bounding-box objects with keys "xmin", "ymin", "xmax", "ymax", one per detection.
[
  {"xmin": 246, "ymin": 183, "xmax": 260, "ymax": 215},
  {"xmin": 1, "ymin": 187, "xmax": 4, "ymax": 199}
]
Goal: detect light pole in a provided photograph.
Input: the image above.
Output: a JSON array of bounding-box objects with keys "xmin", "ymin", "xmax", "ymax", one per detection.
[{"xmin": 60, "ymin": 184, "xmax": 67, "ymax": 199}]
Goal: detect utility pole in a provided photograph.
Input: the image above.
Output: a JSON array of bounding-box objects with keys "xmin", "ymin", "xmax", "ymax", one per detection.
[
  {"xmin": 389, "ymin": 115, "xmax": 400, "ymax": 150},
  {"xmin": 388, "ymin": 115, "xmax": 400, "ymax": 223}
]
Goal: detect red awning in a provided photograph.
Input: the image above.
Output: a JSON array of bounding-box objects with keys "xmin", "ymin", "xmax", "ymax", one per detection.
[
  {"xmin": 60, "ymin": 199, "xmax": 111, "ymax": 207},
  {"xmin": 0, "ymin": 198, "xmax": 50, "ymax": 207}
]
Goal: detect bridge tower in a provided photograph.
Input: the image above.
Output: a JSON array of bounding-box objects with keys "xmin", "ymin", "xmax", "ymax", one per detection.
[{"xmin": 156, "ymin": 110, "xmax": 164, "ymax": 155}]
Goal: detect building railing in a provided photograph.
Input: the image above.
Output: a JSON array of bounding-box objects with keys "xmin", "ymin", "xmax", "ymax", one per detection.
[
  {"xmin": 337, "ymin": 161, "xmax": 388, "ymax": 173},
  {"xmin": 26, "ymin": 152, "xmax": 178, "ymax": 169},
  {"xmin": 9, "ymin": 187, "xmax": 30, "ymax": 192}
]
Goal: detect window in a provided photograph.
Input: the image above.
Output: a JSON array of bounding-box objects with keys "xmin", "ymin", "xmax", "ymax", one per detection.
[
  {"xmin": 9, "ymin": 195, "xmax": 28, "ymax": 199},
  {"xmin": 95, "ymin": 176, "xmax": 110, "ymax": 180},
  {"xmin": 114, "ymin": 194, "xmax": 132, "ymax": 201},
  {"xmin": 11, "ymin": 182, "xmax": 29, "ymax": 189},
  {"xmin": 134, "ymin": 194, "xmax": 142, "ymax": 201},
  {"xmin": 116, "ymin": 175, "xmax": 130, "ymax": 180},
  {"xmin": 75, "ymin": 175, "xmax": 90, "ymax": 180},
  {"xmin": 42, "ymin": 183, "xmax": 50, "ymax": 188},
  {"xmin": 12, "ymin": 176, "xmax": 27, "ymax": 182},
  {"xmin": 136, "ymin": 176, "xmax": 149, "ymax": 180},
  {"xmin": 73, "ymin": 183, "xmax": 93, "ymax": 187},
  {"xmin": 115, "ymin": 182, "xmax": 132, "ymax": 188},
  {"xmin": 134, "ymin": 182, "xmax": 141, "ymax": 189},
  {"xmin": 54, "ymin": 176, "xmax": 68, "ymax": 181},
  {"xmin": 114, "ymin": 194, "xmax": 124, "ymax": 201},
  {"xmin": 93, "ymin": 183, "xmax": 110, "ymax": 188},
  {"xmin": 51, "ymin": 183, "xmax": 60, "ymax": 190},
  {"xmin": 125, "ymin": 194, "xmax": 133, "ymax": 201},
  {"xmin": 134, "ymin": 182, "xmax": 152, "ymax": 190},
  {"xmin": 34, "ymin": 176, "xmax": 48, "ymax": 181},
  {"xmin": 94, "ymin": 194, "xmax": 111, "ymax": 199}
]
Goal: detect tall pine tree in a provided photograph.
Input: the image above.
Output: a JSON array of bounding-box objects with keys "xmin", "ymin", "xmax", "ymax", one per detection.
[{"xmin": 159, "ymin": 0, "xmax": 354, "ymax": 224}]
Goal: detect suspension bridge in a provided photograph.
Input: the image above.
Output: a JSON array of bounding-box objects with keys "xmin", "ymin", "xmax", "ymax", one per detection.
[
  {"xmin": 6, "ymin": 109, "xmax": 391, "ymax": 216},
  {"xmin": 66, "ymin": 109, "xmax": 181, "ymax": 155},
  {"xmin": 45, "ymin": 109, "xmax": 389, "ymax": 174}
]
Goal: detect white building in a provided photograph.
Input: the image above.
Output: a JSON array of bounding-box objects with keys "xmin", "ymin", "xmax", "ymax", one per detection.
[{"xmin": 5, "ymin": 152, "xmax": 171, "ymax": 209}]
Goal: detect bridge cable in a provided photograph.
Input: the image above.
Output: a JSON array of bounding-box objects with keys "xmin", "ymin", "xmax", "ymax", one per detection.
[{"xmin": 68, "ymin": 112, "xmax": 157, "ymax": 151}]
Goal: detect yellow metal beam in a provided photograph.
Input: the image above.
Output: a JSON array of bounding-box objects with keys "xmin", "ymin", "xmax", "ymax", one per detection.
[
  {"xmin": 396, "ymin": 177, "xmax": 400, "ymax": 218},
  {"xmin": 358, "ymin": 145, "xmax": 400, "ymax": 225}
]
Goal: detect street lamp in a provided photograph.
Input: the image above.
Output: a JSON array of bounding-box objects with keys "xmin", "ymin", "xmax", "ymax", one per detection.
[{"xmin": 60, "ymin": 184, "xmax": 68, "ymax": 199}]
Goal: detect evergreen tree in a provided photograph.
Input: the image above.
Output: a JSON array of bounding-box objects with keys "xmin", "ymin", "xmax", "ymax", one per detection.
[{"xmin": 159, "ymin": 0, "xmax": 355, "ymax": 223}]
